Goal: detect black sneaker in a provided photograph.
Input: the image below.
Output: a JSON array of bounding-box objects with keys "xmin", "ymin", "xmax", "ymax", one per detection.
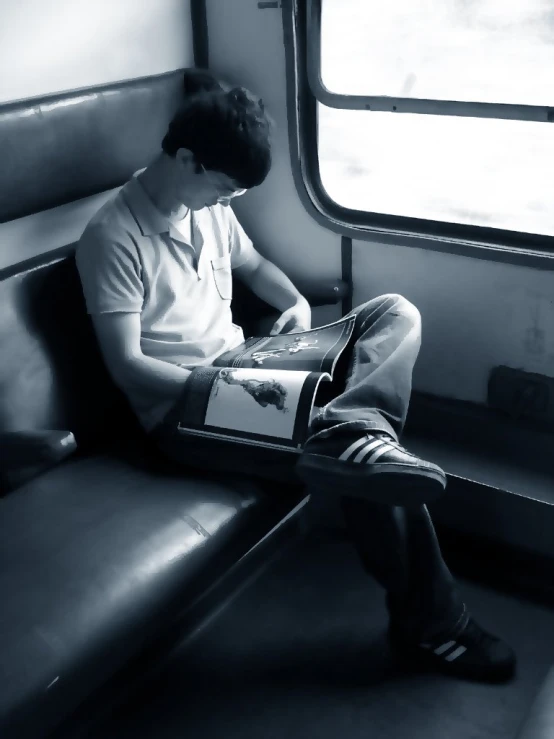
[
  {"xmin": 296, "ymin": 430, "xmax": 446, "ymax": 506},
  {"xmin": 388, "ymin": 617, "xmax": 517, "ymax": 683}
]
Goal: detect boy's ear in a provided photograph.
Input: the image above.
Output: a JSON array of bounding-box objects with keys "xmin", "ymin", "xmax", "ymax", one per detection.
[{"xmin": 175, "ymin": 148, "xmax": 197, "ymax": 171}]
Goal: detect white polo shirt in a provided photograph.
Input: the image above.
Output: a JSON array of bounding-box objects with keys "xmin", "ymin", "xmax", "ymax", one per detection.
[{"xmin": 76, "ymin": 172, "xmax": 255, "ymax": 431}]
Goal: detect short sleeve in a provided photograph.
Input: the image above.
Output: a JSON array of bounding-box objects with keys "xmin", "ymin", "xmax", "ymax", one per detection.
[
  {"xmin": 75, "ymin": 225, "xmax": 144, "ymax": 314},
  {"xmin": 227, "ymin": 207, "xmax": 256, "ymax": 270}
]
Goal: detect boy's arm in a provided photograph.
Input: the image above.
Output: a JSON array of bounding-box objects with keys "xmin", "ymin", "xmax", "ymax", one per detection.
[
  {"xmin": 234, "ymin": 251, "xmax": 311, "ymax": 334},
  {"xmin": 90, "ymin": 312, "xmax": 191, "ymax": 403},
  {"xmin": 227, "ymin": 206, "xmax": 308, "ymax": 313},
  {"xmin": 76, "ymin": 227, "xmax": 190, "ymax": 402},
  {"xmin": 234, "ymin": 251, "xmax": 308, "ymax": 313}
]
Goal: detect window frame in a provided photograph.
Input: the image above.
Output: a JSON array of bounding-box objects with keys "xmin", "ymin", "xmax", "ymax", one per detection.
[
  {"xmin": 308, "ymin": 0, "xmax": 554, "ymax": 124},
  {"xmin": 282, "ymin": 0, "xmax": 554, "ymax": 270}
]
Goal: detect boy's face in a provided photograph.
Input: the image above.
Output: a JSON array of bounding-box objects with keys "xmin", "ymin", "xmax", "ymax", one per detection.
[
  {"xmin": 201, "ymin": 166, "xmax": 247, "ymax": 208},
  {"xmin": 175, "ymin": 148, "xmax": 247, "ymax": 209}
]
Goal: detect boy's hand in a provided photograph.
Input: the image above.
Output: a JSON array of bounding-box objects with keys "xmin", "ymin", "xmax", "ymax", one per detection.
[{"xmin": 270, "ymin": 298, "xmax": 311, "ymax": 335}]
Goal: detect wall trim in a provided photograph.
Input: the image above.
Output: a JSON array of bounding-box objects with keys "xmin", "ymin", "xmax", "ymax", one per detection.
[{"xmin": 340, "ymin": 236, "xmax": 352, "ymax": 315}]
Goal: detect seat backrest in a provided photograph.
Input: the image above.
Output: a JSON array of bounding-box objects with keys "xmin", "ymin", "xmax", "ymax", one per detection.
[
  {"xmin": 0, "ymin": 249, "xmax": 141, "ymax": 448},
  {"xmin": 0, "ymin": 70, "xmax": 188, "ymax": 447},
  {"xmin": 0, "ymin": 70, "xmax": 185, "ymax": 225}
]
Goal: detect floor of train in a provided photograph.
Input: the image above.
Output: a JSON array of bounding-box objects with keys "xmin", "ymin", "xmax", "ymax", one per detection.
[{"xmin": 96, "ymin": 526, "xmax": 554, "ymax": 739}]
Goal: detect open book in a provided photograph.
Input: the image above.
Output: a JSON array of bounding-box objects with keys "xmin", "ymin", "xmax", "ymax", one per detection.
[{"xmin": 173, "ymin": 315, "xmax": 356, "ymax": 454}]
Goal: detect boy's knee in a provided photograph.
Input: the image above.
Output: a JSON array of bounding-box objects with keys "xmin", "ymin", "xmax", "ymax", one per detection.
[
  {"xmin": 357, "ymin": 294, "xmax": 421, "ymax": 325},
  {"xmin": 387, "ymin": 294, "xmax": 421, "ymax": 324}
]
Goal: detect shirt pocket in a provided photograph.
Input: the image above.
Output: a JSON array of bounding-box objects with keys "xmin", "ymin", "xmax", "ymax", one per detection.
[{"xmin": 211, "ymin": 255, "xmax": 233, "ymax": 301}]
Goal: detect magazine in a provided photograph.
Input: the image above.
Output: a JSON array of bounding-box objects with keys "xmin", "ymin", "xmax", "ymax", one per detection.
[
  {"xmin": 213, "ymin": 314, "xmax": 356, "ymax": 375},
  {"xmin": 173, "ymin": 315, "xmax": 356, "ymax": 453}
]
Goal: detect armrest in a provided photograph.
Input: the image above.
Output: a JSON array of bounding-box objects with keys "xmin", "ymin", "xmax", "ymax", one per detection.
[
  {"xmin": 294, "ymin": 278, "xmax": 350, "ymax": 308},
  {"xmin": 0, "ymin": 430, "xmax": 77, "ymax": 495}
]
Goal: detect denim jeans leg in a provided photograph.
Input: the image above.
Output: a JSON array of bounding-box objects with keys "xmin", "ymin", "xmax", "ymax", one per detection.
[
  {"xmin": 340, "ymin": 496, "xmax": 468, "ymax": 642},
  {"xmin": 309, "ymin": 294, "xmax": 422, "ymax": 442},
  {"xmin": 309, "ymin": 294, "xmax": 466, "ymax": 640}
]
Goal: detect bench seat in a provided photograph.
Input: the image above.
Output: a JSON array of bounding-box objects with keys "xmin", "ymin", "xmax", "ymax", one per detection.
[
  {"xmin": 0, "ymin": 440, "xmax": 306, "ymax": 738},
  {"xmin": 0, "ymin": 248, "xmax": 345, "ymax": 738}
]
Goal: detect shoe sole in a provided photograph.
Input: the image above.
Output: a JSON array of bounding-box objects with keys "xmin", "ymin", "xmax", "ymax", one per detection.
[
  {"xmin": 295, "ymin": 454, "xmax": 446, "ymax": 506},
  {"xmin": 388, "ymin": 635, "xmax": 516, "ymax": 684}
]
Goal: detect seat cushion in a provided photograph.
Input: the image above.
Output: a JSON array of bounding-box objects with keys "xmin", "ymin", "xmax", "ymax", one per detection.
[{"xmin": 0, "ymin": 443, "xmax": 302, "ymax": 738}]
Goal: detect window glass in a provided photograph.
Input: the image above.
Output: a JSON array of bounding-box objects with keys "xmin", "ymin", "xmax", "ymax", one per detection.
[
  {"xmin": 321, "ymin": 0, "xmax": 554, "ymax": 106},
  {"xmin": 317, "ymin": 0, "xmax": 554, "ymax": 236}
]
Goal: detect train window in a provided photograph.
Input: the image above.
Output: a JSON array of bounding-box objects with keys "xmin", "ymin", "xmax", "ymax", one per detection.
[{"xmin": 309, "ymin": 0, "xmax": 554, "ymax": 241}]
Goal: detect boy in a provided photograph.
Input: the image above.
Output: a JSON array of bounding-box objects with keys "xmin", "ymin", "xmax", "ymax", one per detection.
[{"xmin": 76, "ymin": 69, "xmax": 516, "ymax": 684}]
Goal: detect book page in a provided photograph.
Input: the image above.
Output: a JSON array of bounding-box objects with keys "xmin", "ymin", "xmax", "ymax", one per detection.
[
  {"xmin": 177, "ymin": 367, "xmax": 330, "ymax": 449},
  {"xmin": 205, "ymin": 368, "xmax": 310, "ymax": 441}
]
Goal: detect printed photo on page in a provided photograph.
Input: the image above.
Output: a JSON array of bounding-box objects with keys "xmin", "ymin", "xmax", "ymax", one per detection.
[{"xmin": 204, "ymin": 367, "xmax": 310, "ymax": 441}]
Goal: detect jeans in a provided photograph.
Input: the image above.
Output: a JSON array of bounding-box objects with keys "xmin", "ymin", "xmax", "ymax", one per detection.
[
  {"xmin": 310, "ymin": 295, "xmax": 467, "ymax": 642},
  {"xmin": 309, "ymin": 293, "xmax": 422, "ymax": 441},
  {"xmin": 153, "ymin": 294, "xmax": 468, "ymax": 642}
]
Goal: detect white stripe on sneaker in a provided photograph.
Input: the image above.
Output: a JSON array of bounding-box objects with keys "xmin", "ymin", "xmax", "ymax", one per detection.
[
  {"xmin": 445, "ymin": 645, "xmax": 467, "ymax": 662},
  {"xmin": 433, "ymin": 640, "xmax": 456, "ymax": 656},
  {"xmin": 339, "ymin": 436, "xmax": 399, "ymax": 465},
  {"xmin": 419, "ymin": 639, "xmax": 468, "ymax": 661},
  {"xmin": 338, "ymin": 436, "xmax": 370, "ymax": 461},
  {"xmin": 366, "ymin": 442, "xmax": 396, "ymax": 464},
  {"xmin": 352, "ymin": 438, "xmax": 387, "ymax": 463}
]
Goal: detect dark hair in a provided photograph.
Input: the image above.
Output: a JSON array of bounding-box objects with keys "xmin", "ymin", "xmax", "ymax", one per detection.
[
  {"xmin": 161, "ymin": 68, "xmax": 272, "ymax": 189},
  {"xmin": 182, "ymin": 67, "xmax": 226, "ymax": 96}
]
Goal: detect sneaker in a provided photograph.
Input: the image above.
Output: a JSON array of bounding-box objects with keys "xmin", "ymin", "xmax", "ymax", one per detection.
[
  {"xmin": 388, "ymin": 617, "xmax": 517, "ymax": 683},
  {"xmin": 296, "ymin": 430, "xmax": 446, "ymax": 506}
]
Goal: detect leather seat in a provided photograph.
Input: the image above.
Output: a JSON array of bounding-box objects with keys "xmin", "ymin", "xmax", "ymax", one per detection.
[
  {"xmin": 0, "ymin": 442, "xmax": 299, "ymax": 738},
  {"xmin": 0, "ymin": 247, "xmax": 344, "ymax": 739}
]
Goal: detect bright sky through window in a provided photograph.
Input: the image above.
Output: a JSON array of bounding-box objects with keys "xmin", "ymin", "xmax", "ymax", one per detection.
[{"xmin": 317, "ymin": 0, "xmax": 554, "ymax": 236}]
